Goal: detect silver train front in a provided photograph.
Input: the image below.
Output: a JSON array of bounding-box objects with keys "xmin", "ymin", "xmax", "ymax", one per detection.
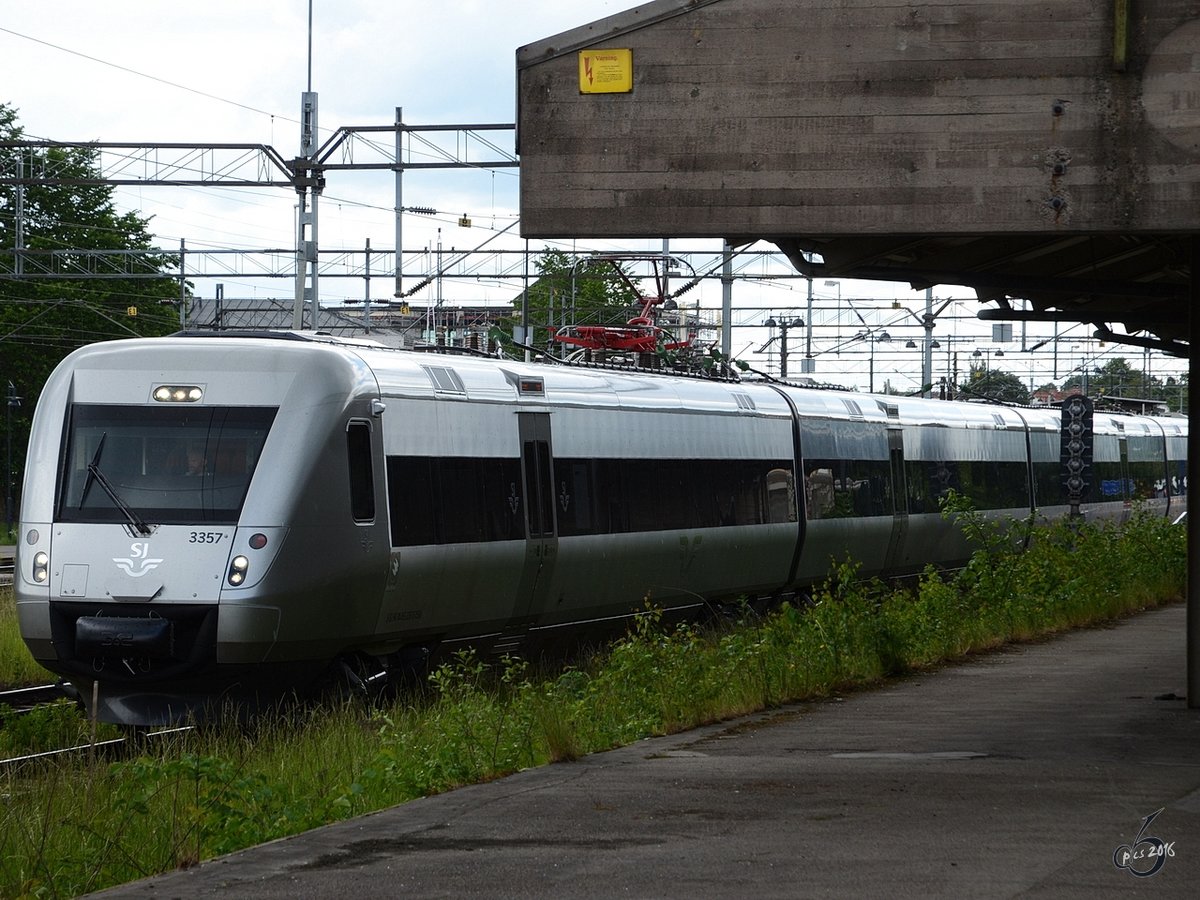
[{"xmin": 14, "ymin": 334, "xmax": 1188, "ymax": 725}]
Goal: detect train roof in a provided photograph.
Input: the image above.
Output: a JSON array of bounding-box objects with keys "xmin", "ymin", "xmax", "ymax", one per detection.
[{"xmin": 56, "ymin": 333, "xmax": 1187, "ymax": 437}]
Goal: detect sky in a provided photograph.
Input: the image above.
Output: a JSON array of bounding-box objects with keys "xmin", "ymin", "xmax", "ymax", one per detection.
[{"xmin": 0, "ymin": 1, "xmax": 1185, "ymax": 393}]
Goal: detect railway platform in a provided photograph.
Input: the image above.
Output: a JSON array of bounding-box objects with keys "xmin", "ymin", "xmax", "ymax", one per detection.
[{"xmin": 95, "ymin": 603, "xmax": 1200, "ymax": 899}]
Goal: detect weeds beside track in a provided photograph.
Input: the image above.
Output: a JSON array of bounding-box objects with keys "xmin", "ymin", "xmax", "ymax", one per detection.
[{"xmin": 0, "ymin": 509, "xmax": 1187, "ymax": 897}]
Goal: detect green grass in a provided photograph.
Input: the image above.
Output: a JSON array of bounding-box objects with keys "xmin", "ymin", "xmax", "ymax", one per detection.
[
  {"xmin": 0, "ymin": 508, "xmax": 1186, "ymax": 897},
  {"xmin": 0, "ymin": 586, "xmax": 57, "ymax": 690}
]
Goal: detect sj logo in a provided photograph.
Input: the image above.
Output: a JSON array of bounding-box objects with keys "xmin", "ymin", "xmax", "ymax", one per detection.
[{"xmin": 112, "ymin": 541, "xmax": 164, "ymax": 578}]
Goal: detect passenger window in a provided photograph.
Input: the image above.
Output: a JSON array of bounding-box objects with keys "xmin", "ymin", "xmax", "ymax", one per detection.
[{"xmin": 347, "ymin": 421, "xmax": 375, "ymax": 522}]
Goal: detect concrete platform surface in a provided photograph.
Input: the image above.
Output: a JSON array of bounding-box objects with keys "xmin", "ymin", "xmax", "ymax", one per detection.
[{"xmin": 95, "ymin": 604, "xmax": 1200, "ymax": 898}]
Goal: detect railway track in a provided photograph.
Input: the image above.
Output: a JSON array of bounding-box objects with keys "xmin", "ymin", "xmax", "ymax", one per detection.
[
  {"xmin": 1, "ymin": 685, "xmax": 193, "ymax": 770},
  {"xmin": 0, "ymin": 683, "xmax": 71, "ymax": 712},
  {"xmin": 0, "ymin": 726, "xmax": 193, "ymax": 770}
]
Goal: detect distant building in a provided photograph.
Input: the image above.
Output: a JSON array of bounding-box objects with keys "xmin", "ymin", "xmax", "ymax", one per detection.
[
  {"xmin": 186, "ymin": 297, "xmax": 512, "ymax": 351},
  {"xmin": 1029, "ymin": 387, "xmax": 1170, "ymax": 416},
  {"xmin": 1031, "ymin": 388, "xmax": 1071, "ymax": 407}
]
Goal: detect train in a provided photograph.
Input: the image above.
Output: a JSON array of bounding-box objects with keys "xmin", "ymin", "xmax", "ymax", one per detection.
[{"xmin": 13, "ymin": 331, "xmax": 1188, "ymax": 725}]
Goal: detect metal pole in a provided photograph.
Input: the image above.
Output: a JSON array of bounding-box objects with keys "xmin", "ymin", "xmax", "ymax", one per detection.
[
  {"xmin": 308, "ymin": 177, "xmax": 320, "ymax": 329},
  {"xmin": 662, "ymin": 238, "xmax": 670, "ymax": 306},
  {"xmin": 295, "ymin": 90, "xmax": 319, "ymax": 330},
  {"xmin": 178, "ymin": 239, "xmax": 187, "ymax": 328},
  {"xmin": 805, "ymin": 267, "xmax": 814, "ymax": 365},
  {"xmin": 394, "ymin": 106, "xmax": 403, "ymax": 299},
  {"xmin": 922, "ymin": 287, "xmax": 933, "ymax": 398},
  {"xmin": 5, "ymin": 383, "xmax": 11, "ymax": 535},
  {"xmin": 293, "ymin": 197, "xmax": 305, "ymax": 329},
  {"xmin": 306, "ymin": 0, "xmax": 313, "ymax": 91},
  {"xmin": 6, "ymin": 382, "xmax": 18, "ymax": 535},
  {"xmin": 522, "ymin": 238, "xmax": 530, "ymax": 361},
  {"xmin": 1188, "ymin": 237, "xmax": 1199, "ymax": 709},
  {"xmin": 780, "ymin": 325, "xmax": 789, "ymax": 380},
  {"xmin": 304, "ymin": 2, "xmax": 318, "ymax": 324},
  {"xmin": 721, "ymin": 241, "xmax": 733, "ymax": 358},
  {"xmin": 14, "ymin": 157, "xmax": 23, "ymax": 278},
  {"xmin": 363, "ymin": 237, "xmax": 371, "ymax": 331}
]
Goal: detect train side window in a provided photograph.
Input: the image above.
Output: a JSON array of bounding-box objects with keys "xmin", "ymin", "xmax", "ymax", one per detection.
[
  {"xmin": 804, "ymin": 458, "xmax": 891, "ymax": 519},
  {"xmin": 346, "ymin": 421, "xmax": 375, "ymax": 523},
  {"xmin": 1093, "ymin": 460, "xmax": 1127, "ymax": 500},
  {"xmin": 387, "ymin": 457, "xmax": 435, "ymax": 546},
  {"xmin": 557, "ymin": 459, "xmax": 598, "ymax": 536},
  {"xmin": 1033, "ymin": 461, "xmax": 1065, "ymax": 507},
  {"xmin": 766, "ymin": 467, "xmax": 796, "ymax": 523}
]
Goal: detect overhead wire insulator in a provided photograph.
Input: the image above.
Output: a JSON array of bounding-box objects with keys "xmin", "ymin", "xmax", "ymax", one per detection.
[
  {"xmin": 668, "ymin": 278, "xmax": 700, "ymax": 299},
  {"xmin": 401, "ymin": 277, "xmax": 434, "ymax": 298}
]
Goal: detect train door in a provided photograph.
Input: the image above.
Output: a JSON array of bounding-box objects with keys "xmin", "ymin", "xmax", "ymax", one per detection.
[
  {"xmin": 882, "ymin": 426, "xmax": 908, "ymax": 573},
  {"xmin": 1118, "ymin": 432, "xmax": 1132, "ymax": 520},
  {"xmin": 504, "ymin": 413, "xmax": 558, "ymax": 645}
]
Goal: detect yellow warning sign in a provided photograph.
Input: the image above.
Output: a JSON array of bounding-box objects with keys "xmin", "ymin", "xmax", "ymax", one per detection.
[{"xmin": 579, "ymin": 49, "xmax": 633, "ymax": 94}]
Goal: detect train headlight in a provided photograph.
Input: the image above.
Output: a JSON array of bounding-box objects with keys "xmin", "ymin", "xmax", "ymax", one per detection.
[
  {"xmin": 32, "ymin": 551, "xmax": 49, "ymax": 584},
  {"xmin": 153, "ymin": 384, "xmax": 204, "ymax": 403},
  {"xmin": 227, "ymin": 555, "xmax": 249, "ymax": 586}
]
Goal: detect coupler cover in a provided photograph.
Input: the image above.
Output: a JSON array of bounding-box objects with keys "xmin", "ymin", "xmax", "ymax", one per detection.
[{"xmin": 75, "ymin": 616, "xmax": 176, "ymax": 659}]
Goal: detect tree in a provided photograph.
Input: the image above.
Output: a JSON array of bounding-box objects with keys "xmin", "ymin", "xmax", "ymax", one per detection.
[
  {"xmin": 1061, "ymin": 355, "xmax": 1186, "ymax": 410},
  {"xmin": 958, "ymin": 367, "xmax": 1031, "ymax": 405},
  {"xmin": 1163, "ymin": 374, "xmax": 1189, "ymax": 414},
  {"xmin": 508, "ymin": 248, "xmax": 641, "ymax": 347},
  {"xmin": 1062, "ymin": 356, "xmax": 1138, "ymax": 397},
  {"xmin": 1, "ymin": 102, "xmax": 184, "ymax": 525}
]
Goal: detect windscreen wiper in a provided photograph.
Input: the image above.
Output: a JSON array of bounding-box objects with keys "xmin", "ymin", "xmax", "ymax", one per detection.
[
  {"xmin": 77, "ymin": 433, "xmax": 106, "ymax": 509},
  {"xmin": 85, "ymin": 462, "xmax": 153, "ymax": 536},
  {"xmin": 79, "ymin": 433, "xmax": 153, "ymax": 536}
]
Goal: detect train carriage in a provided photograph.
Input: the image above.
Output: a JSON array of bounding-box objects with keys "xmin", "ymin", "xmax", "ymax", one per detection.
[{"xmin": 14, "ymin": 332, "xmax": 1187, "ymax": 725}]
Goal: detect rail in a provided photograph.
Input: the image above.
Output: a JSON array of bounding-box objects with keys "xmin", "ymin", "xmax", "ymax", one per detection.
[
  {"xmin": 0, "ymin": 683, "xmax": 69, "ymax": 711},
  {"xmin": 0, "ymin": 727, "xmax": 193, "ymax": 770}
]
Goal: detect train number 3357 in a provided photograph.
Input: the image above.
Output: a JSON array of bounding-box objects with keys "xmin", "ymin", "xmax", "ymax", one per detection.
[{"xmin": 188, "ymin": 532, "xmax": 226, "ymax": 544}]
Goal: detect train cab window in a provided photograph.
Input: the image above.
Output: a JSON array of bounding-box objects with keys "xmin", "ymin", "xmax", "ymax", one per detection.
[
  {"xmin": 346, "ymin": 421, "xmax": 375, "ymax": 522},
  {"xmin": 57, "ymin": 404, "xmax": 276, "ymax": 526}
]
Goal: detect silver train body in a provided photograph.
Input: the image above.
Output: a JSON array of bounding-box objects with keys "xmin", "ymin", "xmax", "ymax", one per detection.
[{"xmin": 14, "ymin": 333, "xmax": 1189, "ymax": 725}]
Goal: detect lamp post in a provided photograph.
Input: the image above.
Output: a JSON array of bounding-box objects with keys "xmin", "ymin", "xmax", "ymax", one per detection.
[
  {"xmin": 939, "ymin": 338, "xmax": 978, "ymax": 400},
  {"xmin": 803, "ymin": 275, "xmax": 815, "ymax": 373},
  {"xmin": 930, "ymin": 339, "xmax": 945, "ymax": 397},
  {"xmin": 763, "ymin": 316, "xmax": 805, "ymax": 379},
  {"xmin": 871, "ymin": 330, "xmax": 891, "ymax": 393},
  {"xmin": 824, "ymin": 280, "xmax": 841, "ymax": 347},
  {"xmin": 1068, "ymin": 344, "xmax": 1091, "ymax": 397},
  {"xmin": 895, "ymin": 293, "xmax": 956, "ymax": 398},
  {"xmin": 970, "ymin": 347, "xmax": 1005, "ymax": 398},
  {"xmin": 853, "ymin": 329, "xmax": 892, "ymax": 393}
]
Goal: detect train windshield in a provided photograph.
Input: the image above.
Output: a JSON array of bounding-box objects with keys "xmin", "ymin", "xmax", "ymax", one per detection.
[{"xmin": 57, "ymin": 404, "xmax": 277, "ymax": 526}]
